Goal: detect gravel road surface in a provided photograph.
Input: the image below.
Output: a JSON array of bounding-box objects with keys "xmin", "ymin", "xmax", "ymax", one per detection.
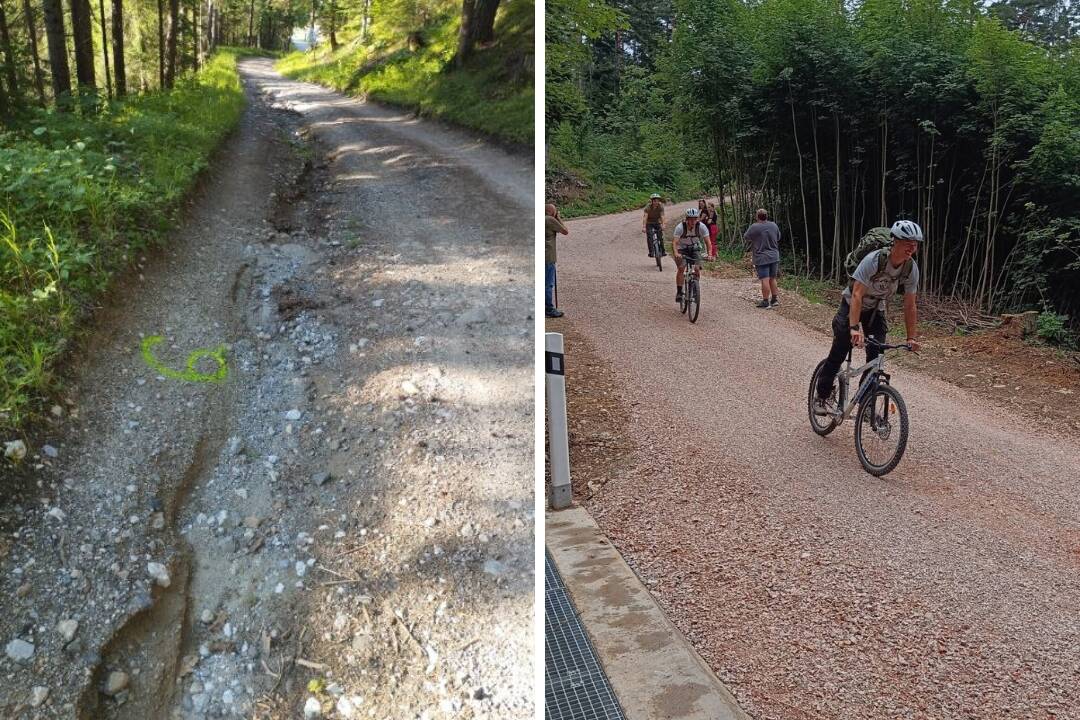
[
  {"xmin": 551, "ymin": 204, "xmax": 1080, "ymax": 720},
  {"xmin": 0, "ymin": 58, "xmax": 533, "ymax": 719}
]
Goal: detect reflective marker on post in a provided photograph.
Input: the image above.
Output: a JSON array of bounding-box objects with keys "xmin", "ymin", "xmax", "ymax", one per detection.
[{"xmin": 546, "ymin": 332, "xmax": 571, "ymax": 509}]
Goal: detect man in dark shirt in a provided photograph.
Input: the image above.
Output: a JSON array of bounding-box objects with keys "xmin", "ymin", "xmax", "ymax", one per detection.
[{"xmin": 744, "ymin": 209, "xmax": 782, "ymax": 308}]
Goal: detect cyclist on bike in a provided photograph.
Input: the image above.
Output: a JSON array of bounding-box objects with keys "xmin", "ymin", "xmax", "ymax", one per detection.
[
  {"xmin": 643, "ymin": 193, "xmax": 666, "ymax": 258},
  {"xmin": 673, "ymin": 208, "xmax": 709, "ymax": 304},
  {"xmin": 813, "ymin": 220, "xmax": 925, "ymax": 415}
]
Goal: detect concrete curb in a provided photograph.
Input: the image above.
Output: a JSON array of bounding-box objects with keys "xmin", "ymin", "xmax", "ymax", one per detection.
[{"xmin": 547, "ymin": 506, "xmax": 752, "ymax": 720}]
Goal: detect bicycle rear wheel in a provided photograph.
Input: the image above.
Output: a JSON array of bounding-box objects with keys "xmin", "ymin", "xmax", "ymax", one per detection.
[
  {"xmin": 688, "ymin": 278, "xmax": 700, "ymax": 323},
  {"xmin": 808, "ymin": 359, "xmax": 839, "ymax": 436},
  {"xmin": 854, "ymin": 383, "xmax": 909, "ymax": 476}
]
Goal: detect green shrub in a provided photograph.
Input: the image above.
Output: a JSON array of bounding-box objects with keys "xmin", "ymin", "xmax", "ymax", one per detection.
[
  {"xmin": 1, "ymin": 51, "xmax": 246, "ymax": 436},
  {"xmin": 1036, "ymin": 310, "xmax": 1075, "ymax": 347}
]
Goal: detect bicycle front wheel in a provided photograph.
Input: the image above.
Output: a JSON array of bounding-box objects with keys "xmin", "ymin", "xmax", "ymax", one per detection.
[
  {"xmin": 654, "ymin": 240, "xmax": 663, "ymax": 271},
  {"xmin": 688, "ymin": 278, "xmax": 700, "ymax": 323},
  {"xmin": 854, "ymin": 383, "xmax": 909, "ymax": 476}
]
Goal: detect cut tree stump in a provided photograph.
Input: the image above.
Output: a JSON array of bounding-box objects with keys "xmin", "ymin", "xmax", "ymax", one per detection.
[{"xmin": 1000, "ymin": 310, "xmax": 1039, "ymax": 338}]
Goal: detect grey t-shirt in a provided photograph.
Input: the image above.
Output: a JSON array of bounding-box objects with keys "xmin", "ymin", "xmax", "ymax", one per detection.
[
  {"xmin": 673, "ymin": 220, "xmax": 709, "ymax": 250},
  {"xmin": 744, "ymin": 221, "xmax": 781, "ymax": 265},
  {"xmin": 842, "ymin": 249, "xmax": 920, "ymax": 311}
]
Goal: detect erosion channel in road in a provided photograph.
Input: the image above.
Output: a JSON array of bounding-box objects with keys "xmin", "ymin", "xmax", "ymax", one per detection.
[
  {"xmin": 553, "ymin": 204, "xmax": 1080, "ymax": 720},
  {"xmin": 0, "ymin": 58, "xmax": 533, "ymax": 719}
]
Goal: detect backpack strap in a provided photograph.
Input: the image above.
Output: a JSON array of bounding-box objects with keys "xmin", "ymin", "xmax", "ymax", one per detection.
[{"xmin": 876, "ymin": 248, "xmax": 914, "ymax": 293}]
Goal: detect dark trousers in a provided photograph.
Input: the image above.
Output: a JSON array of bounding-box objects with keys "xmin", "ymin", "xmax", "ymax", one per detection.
[
  {"xmin": 646, "ymin": 223, "xmax": 665, "ymax": 256},
  {"xmin": 816, "ymin": 299, "xmax": 887, "ymax": 399}
]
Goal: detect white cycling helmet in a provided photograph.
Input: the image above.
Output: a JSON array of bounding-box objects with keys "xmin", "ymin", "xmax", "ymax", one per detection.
[
  {"xmin": 650, "ymin": 193, "xmax": 662, "ymax": 199},
  {"xmin": 890, "ymin": 219, "xmax": 923, "ymax": 242},
  {"xmin": 685, "ymin": 208, "xmax": 700, "ymax": 218}
]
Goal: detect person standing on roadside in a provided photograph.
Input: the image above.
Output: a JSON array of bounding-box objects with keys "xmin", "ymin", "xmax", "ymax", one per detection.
[
  {"xmin": 705, "ymin": 201, "xmax": 719, "ymax": 260},
  {"xmin": 744, "ymin": 209, "xmax": 782, "ymax": 308},
  {"xmin": 642, "ymin": 194, "xmax": 667, "ymax": 258},
  {"xmin": 546, "ymin": 203, "xmax": 569, "ymax": 318}
]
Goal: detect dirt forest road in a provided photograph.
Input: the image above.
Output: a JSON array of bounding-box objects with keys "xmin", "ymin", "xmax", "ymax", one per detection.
[
  {"xmin": 553, "ymin": 204, "xmax": 1080, "ymax": 720},
  {"xmin": 0, "ymin": 59, "xmax": 533, "ymax": 719}
]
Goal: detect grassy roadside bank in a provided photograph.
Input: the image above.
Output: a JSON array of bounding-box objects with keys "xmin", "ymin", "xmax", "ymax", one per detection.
[
  {"xmin": 276, "ymin": 0, "xmax": 532, "ymax": 145},
  {"xmin": 1, "ymin": 49, "xmax": 254, "ymax": 441}
]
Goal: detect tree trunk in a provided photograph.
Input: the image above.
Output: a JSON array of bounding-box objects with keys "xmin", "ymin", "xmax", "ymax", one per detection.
[
  {"xmin": 69, "ymin": 0, "xmax": 96, "ymax": 91},
  {"xmin": 247, "ymin": 0, "xmax": 253, "ymax": 46},
  {"xmin": 328, "ymin": 0, "xmax": 337, "ymax": 50},
  {"xmin": 360, "ymin": 0, "xmax": 370, "ymax": 41},
  {"xmin": 42, "ymin": 0, "xmax": 72, "ymax": 105},
  {"xmin": 164, "ymin": 0, "xmax": 178, "ymax": 87},
  {"xmin": 472, "ymin": 0, "xmax": 498, "ymax": 44},
  {"xmin": 811, "ymin": 109, "xmax": 824, "ymax": 280},
  {"xmin": 0, "ymin": 0, "xmax": 18, "ymax": 110},
  {"xmin": 789, "ymin": 97, "xmax": 810, "ymax": 276},
  {"xmin": 192, "ymin": 0, "xmax": 198, "ymax": 69},
  {"xmin": 157, "ymin": 0, "xmax": 164, "ymax": 87},
  {"xmin": 111, "ymin": 0, "xmax": 125, "ymax": 95},
  {"xmin": 23, "ymin": 0, "xmax": 47, "ymax": 106},
  {"xmin": 455, "ymin": 0, "xmax": 474, "ymax": 67},
  {"xmin": 97, "ymin": 0, "xmax": 111, "ymax": 98},
  {"xmin": 832, "ymin": 112, "xmax": 842, "ymax": 281}
]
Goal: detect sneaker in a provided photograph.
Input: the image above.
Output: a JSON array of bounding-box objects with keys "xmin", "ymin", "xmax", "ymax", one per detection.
[
  {"xmin": 756, "ymin": 299, "xmax": 771, "ymax": 309},
  {"xmin": 770, "ymin": 296, "xmax": 779, "ymax": 307},
  {"xmin": 675, "ymin": 290, "xmax": 683, "ymax": 304},
  {"xmin": 812, "ymin": 396, "xmax": 830, "ymax": 416},
  {"xmin": 546, "ymin": 308, "xmax": 564, "ymax": 318}
]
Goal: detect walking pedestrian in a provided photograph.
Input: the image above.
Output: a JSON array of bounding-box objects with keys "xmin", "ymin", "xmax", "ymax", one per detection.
[
  {"xmin": 546, "ymin": 203, "xmax": 569, "ymax": 318},
  {"xmin": 744, "ymin": 209, "xmax": 782, "ymax": 308}
]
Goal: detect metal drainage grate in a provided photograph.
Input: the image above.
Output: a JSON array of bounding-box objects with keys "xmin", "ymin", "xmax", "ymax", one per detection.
[{"xmin": 545, "ymin": 549, "xmax": 627, "ymax": 720}]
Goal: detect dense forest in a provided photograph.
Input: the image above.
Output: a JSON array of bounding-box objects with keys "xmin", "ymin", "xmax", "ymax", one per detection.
[{"xmin": 547, "ymin": 0, "xmax": 1080, "ymax": 335}]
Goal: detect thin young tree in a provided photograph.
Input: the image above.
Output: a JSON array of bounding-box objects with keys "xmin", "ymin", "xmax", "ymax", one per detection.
[
  {"xmin": 157, "ymin": 0, "xmax": 165, "ymax": 87},
  {"xmin": 0, "ymin": 0, "xmax": 19, "ymax": 111},
  {"xmin": 164, "ymin": 0, "xmax": 178, "ymax": 87},
  {"xmin": 112, "ymin": 0, "xmax": 125, "ymax": 96},
  {"xmin": 98, "ymin": 0, "xmax": 112, "ymax": 98},
  {"xmin": 22, "ymin": 0, "xmax": 47, "ymax": 106}
]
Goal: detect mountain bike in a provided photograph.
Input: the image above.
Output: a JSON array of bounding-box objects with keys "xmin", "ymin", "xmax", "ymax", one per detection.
[
  {"xmin": 679, "ymin": 247, "xmax": 701, "ymax": 323},
  {"xmin": 647, "ymin": 225, "xmax": 664, "ymax": 271},
  {"xmin": 808, "ymin": 338, "xmax": 912, "ymax": 476}
]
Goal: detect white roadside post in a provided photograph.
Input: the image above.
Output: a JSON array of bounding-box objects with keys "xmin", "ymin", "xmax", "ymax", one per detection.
[{"xmin": 546, "ymin": 332, "xmax": 571, "ymax": 509}]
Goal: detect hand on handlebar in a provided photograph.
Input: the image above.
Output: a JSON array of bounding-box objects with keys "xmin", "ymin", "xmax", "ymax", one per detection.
[{"xmin": 850, "ymin": 328, "xmax": 864, "ymax": 348}]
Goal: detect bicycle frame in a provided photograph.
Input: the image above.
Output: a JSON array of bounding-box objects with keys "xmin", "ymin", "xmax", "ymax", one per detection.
[{"xmin": 829, "ymin": 352, "xmax": 890, "ymax": 424}]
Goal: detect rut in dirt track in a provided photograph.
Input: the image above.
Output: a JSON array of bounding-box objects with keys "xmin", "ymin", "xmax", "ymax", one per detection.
[
  {"xmin": 0, "ymin": 58, "xmax": 533, "ymax": 720},
  {"xmin": 553, "ymin": 203, "xmax": 1080, "ymax": 720}
]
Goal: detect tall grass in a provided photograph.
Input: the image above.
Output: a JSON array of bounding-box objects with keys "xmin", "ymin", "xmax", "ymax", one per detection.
[{"xmin": 1, "ymin": 50, "xmax": 248, "ymax": 437}]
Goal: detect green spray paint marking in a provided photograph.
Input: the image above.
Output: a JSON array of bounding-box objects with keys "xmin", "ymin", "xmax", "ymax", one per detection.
[{"xmin": 140, "ymin": 335, "xmax": 229, "ymax": 383}]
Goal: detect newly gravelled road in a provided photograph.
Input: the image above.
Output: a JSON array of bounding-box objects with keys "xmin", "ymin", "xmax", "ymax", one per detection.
[{"xmin": 550, "ymin": 204, "xmax": 1080, "ymax": 720}]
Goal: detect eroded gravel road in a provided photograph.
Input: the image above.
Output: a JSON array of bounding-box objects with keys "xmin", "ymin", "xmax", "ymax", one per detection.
[
  {"xmin": 552, "ymin": 204, "xmax": 1080, "ymax": 720},
  {"xmin": 0, "ymin": 59, "xmax": 533, "ymax": 719}
]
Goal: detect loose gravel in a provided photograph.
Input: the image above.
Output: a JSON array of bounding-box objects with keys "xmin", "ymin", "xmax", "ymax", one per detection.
[
  {"xmin": 550, "ymin": 203, "xmax": 1080, "ymax": 720},
  {"xmin": 0, "ymin": 59, "xmax": 532, "ymax": 720}
]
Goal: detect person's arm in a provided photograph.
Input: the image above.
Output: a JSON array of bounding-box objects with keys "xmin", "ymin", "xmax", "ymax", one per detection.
[
  {"xmin": 642, "ymin": 209, "xmax": 648, "ymax": 233},
  {"xmin": 849, "ymin": 282, "xmax": 867, "ymax": 348},
  {"xmin": 903, "ymin": 293, "xmax": 920, "ymax": 349}
]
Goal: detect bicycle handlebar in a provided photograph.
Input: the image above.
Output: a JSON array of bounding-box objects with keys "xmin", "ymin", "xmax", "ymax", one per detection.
[{"xmin": 865, "ymin": 338, "xmax": 913, "ymax": 351}]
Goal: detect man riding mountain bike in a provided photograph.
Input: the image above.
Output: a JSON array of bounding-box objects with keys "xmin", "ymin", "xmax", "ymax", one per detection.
[
  {"xmin": 673, "ymin": 208, "xmax": 709, "ymax": 304},
  {"xmin": 643, "ymin": 193, "xmax": 667, "ymax": 258},
  {"xmin": 813, "ymin": 219, "xmax": 924, "ymax": 415}
]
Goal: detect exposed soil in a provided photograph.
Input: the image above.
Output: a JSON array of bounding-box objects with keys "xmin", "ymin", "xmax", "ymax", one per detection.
[
  {"xmin": 0, "ymin": 59, "xmax": 533, "ymax": 720},
  {"xmin": 547, "ymin": 202, "xmax": 1080, "ymax": 720}
]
